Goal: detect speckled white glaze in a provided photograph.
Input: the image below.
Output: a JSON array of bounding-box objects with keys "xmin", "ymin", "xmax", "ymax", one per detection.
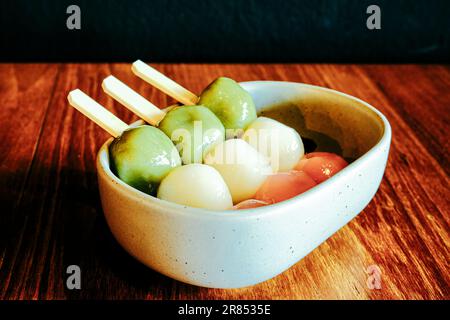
[{"xmin": 96, "ymin": 81, "xmax": 391, "ymax": 288}]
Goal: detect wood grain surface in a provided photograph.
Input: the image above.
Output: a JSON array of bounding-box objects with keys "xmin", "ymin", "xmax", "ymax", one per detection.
[{"xmin": 0, "ymin": 63, "xmax": 449, "ymax": 300}]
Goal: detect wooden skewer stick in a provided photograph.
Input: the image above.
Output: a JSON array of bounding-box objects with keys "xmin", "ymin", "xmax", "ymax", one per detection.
[
  {"xmin": 67, "ymin": 89, "xmax": 128, "ymax": 138},
  {"xmin": 102, "ymin": 75, "xmax": 166, "ymax": 126},
  {"xmin": 131, "ymin": 60, "xmax": 198, "ymax": 106}
]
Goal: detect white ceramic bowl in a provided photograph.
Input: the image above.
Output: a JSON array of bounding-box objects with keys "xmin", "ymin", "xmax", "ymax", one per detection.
[{"xmin": 96, "ymin": 81, "xmax": 391, "ymax": 288}]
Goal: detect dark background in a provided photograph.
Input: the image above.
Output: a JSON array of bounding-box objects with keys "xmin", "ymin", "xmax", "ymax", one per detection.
[{"xmin": 0, "ymin": 0, "xmax": 449, "ymax": 62}]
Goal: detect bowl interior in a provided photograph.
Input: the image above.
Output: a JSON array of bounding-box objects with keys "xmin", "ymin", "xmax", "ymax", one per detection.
[
  {"xmin": 99, "ymin": 81, "xmax": 389, "ymax": 215},
  {"xmin": 242, "ymin": 82, "xmax": 385, "ymax": 161}
]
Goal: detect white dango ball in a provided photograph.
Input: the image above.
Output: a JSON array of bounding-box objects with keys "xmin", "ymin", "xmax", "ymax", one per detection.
[
  {"xmin": 204, "ymin": 139, "xmax": 273, "ymax": 203},
  {"xmin": 157, "ymin": 164, "xmax": 233, "ymax": 210},
  {"xmin": 242, "ymin": 117, "xmax": 304, "ymax": 172}
]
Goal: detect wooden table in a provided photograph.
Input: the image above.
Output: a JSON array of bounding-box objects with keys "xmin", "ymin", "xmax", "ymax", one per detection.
[{"xmin": 1, "ymin": 63, "xmax": 449, "ymax": 300}]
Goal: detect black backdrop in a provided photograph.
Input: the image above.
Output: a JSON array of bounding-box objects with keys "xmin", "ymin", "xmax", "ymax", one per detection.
[{"xmin": 1, "ymin": 0, "xmax": 449, "ymax": 62}]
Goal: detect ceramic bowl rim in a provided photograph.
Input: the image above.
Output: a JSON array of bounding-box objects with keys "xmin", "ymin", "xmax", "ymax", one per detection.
[{"xmin": 96, "ymin": 81, "xmax": 391, "ymax": 219}]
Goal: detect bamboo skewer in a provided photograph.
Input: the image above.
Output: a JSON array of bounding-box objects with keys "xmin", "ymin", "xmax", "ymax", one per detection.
[
  {"xmin": 102, "ymin": 75, "xmax": 166, "ymax": 126},
  {"xmin": 67, "ymin": 89, "xmax": 128, "ymax": 138},
  {"xmin": 132, "ymin": 60, "xmax": 199, "ymax": 106},
  {"xmin": 69, "ymin": 60, "xmax": 202, "ymax": 136}
]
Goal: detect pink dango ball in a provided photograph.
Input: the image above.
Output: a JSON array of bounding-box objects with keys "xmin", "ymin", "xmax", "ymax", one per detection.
[
  {"xmin": 254, "ymin": 171, "xmax": 316, "ymax": 204},
  {"xmin": 233, "ymin": 199, "xmax": 270, "ymax": 210},
  {"xmin": 295, "ymin": 152, "xmax": 348, "ymax": 183}
]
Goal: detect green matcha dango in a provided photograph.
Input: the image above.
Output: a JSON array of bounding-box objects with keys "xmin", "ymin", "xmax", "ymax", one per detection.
[
  {"xmin": 158, "ymin": 105, "xmax": 225, "ymax": 164},
  {"xmin": 109, "ymin": 125, "xmax": 181, "ymax": 195},
  {"xmin": 198, "ymin": 77, "xmax": 257, "ymax": 130}
]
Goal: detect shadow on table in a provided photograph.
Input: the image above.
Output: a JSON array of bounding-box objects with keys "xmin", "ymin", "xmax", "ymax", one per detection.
[
  {"xmin": 0, "ymin": 163, "xmax": 199, "ymax": 299},
  {"xmin": 59, "ymin": 166, "xmax": 205, "ymax": 299}
]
